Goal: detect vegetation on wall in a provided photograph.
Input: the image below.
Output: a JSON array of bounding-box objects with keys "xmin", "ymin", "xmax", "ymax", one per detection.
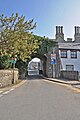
[{"xmin": 32, "ymin": 36, "xmax": 57, "ymax": 56}]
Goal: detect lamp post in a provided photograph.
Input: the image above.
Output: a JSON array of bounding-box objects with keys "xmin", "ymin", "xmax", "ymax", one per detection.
[
  {"xmin": 11, "ymin": 49, "xmax": 17, "ymax": 84},
  {"xmin": 11, "ymin": 55, "xmax": 17, "ymax": 84},
  {"xmin": 0, "ymin": 27, "xmax": 4, "ymax": 52}
]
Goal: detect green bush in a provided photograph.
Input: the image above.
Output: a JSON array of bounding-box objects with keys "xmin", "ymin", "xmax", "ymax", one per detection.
[
  {"xmin": 16, "ymin": 60, "xmax": 27, "ymax": 76},
  {"xmin": 0, "ymin": 54, "xmax": 12, "ymax": 69}
]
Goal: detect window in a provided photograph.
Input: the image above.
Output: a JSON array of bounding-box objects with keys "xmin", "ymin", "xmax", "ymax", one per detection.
[
  {"xmin": 66, "ymin": 65, "xmax": 74, "ymax": 71},
  {"xmin": 71, "ymin": 51, "xmax": 77, "ymax": 58},
  {"xmin": 60, "ymin": 50, "xmax": 67, "ymax": 58}
]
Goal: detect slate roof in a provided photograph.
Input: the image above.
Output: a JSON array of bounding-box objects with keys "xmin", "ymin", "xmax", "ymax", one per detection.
[{"xmin": 58, "ymin": 43, "xmax": 80, "ymax": 50}]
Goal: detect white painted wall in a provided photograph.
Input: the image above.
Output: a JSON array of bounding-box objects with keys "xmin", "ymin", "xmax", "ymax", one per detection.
[{"xmin": 59, "ymin": 50, "xmax": 80, "ymax": 72}]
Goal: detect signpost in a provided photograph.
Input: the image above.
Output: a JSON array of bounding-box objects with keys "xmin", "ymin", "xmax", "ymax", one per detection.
[
  {"xmin": 51, "ymin": 53, "xmax": 56, "ymax": 78},
  {"xmin": 9, "ymin": 59, "xmax": 17, "ymax": 84},
  {"xmin": 51, "ymin": 54, "xmax": 56, "ymax": 64}
]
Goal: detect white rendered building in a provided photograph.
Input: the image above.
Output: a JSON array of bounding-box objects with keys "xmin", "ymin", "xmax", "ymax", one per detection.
[{"xmin": 55, "ymin": 26, "xmax": 80, "ymax": 76}]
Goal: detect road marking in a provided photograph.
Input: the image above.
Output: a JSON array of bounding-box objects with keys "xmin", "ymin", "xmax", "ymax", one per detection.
[
  {"xmin": 0, "ymin": 87, "xmax": 15, "ymax": 98},
  {"xmin": 0, "ymin": 88, "xmax": 15, "ymax": 98},
  {"xmin": 9, "ymin": 88, "xmax": 15, "ymax": 91},
  {"xmin": 44, "ymin": 80, "xmax": 80, "ymax": 93},
  {"xmin": 0, "ymin": 95, "xmax": 3, "ymax": 97},
  {"xmin": 2, "ymin": 91, "xmax": 10, "ymax": 95},
  {"xmin": 0, "ymin": 91, "xmax": 3, "ymax": 93}
]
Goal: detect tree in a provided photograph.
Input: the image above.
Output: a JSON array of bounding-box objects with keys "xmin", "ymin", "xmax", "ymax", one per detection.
[
  {"xmin": 0, "ymin": 54, "xmax": 12, "ymax": 69},
  {"xmin": 0, "ymin": 13, "xmax": 39, "ymax": 62},
  {"xmin": 33, "ymin": 36, "xmax": 57, "ymax": 55}
]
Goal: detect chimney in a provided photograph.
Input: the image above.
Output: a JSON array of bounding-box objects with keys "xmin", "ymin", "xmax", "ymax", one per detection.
[
  {"xmin": 74, "ymin": 26, "xmax": 80, "ymax": 42},
  {"xmin": 55, "ymin": 26, "xmax": 64, "ymax": 40}
]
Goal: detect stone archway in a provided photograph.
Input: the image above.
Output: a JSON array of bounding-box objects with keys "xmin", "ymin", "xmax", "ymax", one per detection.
[
  {"xmin": 27, "ymin": 45, "xmax": 60, "ymax": 78},
  {"xmin": 28, "ymin": 54, "xmax": 47, "ymax": 76},
  {"xmin": 28, "ymin": 57, "xmax": 42, "ymax": 75}
]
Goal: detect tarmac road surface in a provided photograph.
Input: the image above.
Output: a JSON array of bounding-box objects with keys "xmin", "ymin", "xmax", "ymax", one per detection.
[{"xmin": 0, "ymin": 76, "xmax": 80, "ymax": 120}]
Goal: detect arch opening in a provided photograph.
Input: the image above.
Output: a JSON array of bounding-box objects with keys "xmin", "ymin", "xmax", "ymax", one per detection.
[{"xmin": 28, "ymin": 57, "xmax": 43, "ymax": 76}]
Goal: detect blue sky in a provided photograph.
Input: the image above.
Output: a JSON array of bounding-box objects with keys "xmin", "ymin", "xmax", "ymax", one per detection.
[{"xmin": 0, "ymin": 0, "xmax": 80, "ymax": 40}]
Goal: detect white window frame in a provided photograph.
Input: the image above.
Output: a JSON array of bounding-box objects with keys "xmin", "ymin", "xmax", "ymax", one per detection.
[
  {"xmin": 71, "ymin": 50, "xmax": 77, "ymax": 59},
  {"xmin": 60, "ymin": 50, "xmax": 67, "ymax": 58},
  {"xmin": 66, "ymin": 65, "xmax": 74, "ymax": 71}
]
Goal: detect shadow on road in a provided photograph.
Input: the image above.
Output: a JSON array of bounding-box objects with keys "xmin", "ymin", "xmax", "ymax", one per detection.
[{"xmin": 26, "ymin": 75, "xmax": 43, "ymax": 80}]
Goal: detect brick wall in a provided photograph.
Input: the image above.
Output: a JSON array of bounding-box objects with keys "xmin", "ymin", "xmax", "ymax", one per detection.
[{"xmin": 0, "ymin": 69, "xmax": 19, "ymax": 88}]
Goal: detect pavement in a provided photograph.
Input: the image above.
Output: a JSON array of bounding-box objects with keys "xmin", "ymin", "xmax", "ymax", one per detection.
[{"xmin": 42, "ymin": 76, "xmax": 80, "ymax": 89}]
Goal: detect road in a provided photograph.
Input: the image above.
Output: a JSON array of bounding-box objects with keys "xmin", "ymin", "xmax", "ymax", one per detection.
[{"xmin": 0, "ymin": 76, "xmax": 80, "ymax": 120}]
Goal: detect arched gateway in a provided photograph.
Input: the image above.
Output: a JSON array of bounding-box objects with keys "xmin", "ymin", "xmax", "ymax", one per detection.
[
  {"xmin": 28, "ymin": 58, "xmax": 42, "ymax": 75},
  {"xmin": 27, "ymin": 50, "xmax": 60, "ymax": 78},
  {"xmin": 28, "ymin": 54, "xmax": 47, "ymax": 76}
]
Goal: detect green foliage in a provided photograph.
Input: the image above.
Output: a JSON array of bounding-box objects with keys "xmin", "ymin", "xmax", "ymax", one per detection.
[
  {"xmin": 34, "ymin": 36, "xmax": 57, "ymax": 55},
  {"xmin": 16, "ymin": 59, "xmax": 27, "ymax": 75},
  {"xmin": 0, "ymin": 54, "xmax": 12, "ymax": 69},
  {"xmin": 0, "ymin": 13, "xmax": 57, "ymax": 71},
  {"xmin": 0, "ymin": 13, "xmax": 38, "ymax": 62}
]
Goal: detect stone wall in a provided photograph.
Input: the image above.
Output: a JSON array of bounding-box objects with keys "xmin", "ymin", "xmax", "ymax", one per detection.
[
  {"xmin": 60, "ymin": 71, "xmax": 79, "ymax": 80},
  {"xmin": 0, "ymin": 69, "xmax": 19, "ymax": 88},
  {"xmin": 46, "ymin": 45, "xmax": 60, "ymax": 78},
  {"xmin": 46, "ymin": 52, "xmax": 53, "ymax": 78}
]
